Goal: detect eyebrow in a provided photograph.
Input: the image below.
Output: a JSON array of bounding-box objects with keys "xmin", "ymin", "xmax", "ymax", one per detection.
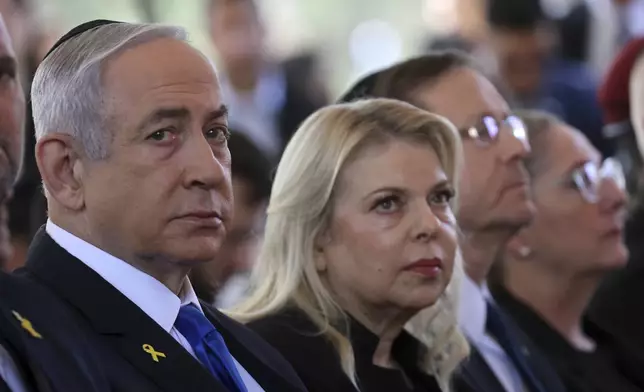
[
  {"xmin": 138, "ymin": 107, "xmax": 190, "ymax": 131},
  {"xmin": 137, "ymin": 104, "xmax": 229, "ymax": 132},
  {"xmin": 461, "ymin": 111, "xmax": 509, "ymax": 129},
  {"xmin": 562, "ymin": 159, "xmax": 593, "ymax": 177},
  {"xmin": 363, "ymin": 179, "xmax": 452, "ymax": 200},
  {"xmin": 205, "ymin": 105, "xmax": 229, "ymax": 123}
]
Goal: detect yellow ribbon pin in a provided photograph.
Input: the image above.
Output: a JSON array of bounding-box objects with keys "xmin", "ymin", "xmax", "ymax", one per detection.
[
  {"xmin": 11, "ymin": 311, "xmax": 42, "ymax": 339},
  {"xmin": 142, "ymin": 344, "xmax": 166, "ymax": 362}
]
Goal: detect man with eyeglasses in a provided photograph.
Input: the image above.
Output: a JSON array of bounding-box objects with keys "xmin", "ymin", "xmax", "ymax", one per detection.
[{"xmin": 338, "ymin": 52, "xmax": 566, "ymax": 392}]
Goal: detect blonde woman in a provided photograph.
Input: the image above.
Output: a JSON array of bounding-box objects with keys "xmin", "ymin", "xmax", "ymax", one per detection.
[{"xmin": 229, "ymin": 98, "xmax": 468, "ymax": 392}]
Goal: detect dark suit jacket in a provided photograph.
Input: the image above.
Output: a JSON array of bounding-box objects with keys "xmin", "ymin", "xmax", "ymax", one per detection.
[
  {"xmin": 277, "ymin": 67, "xmax": 325, "ymax": 152},
  {"xmin": 452, "ymin": 308, "xmax": 567, "ymax": 392},
  {"xmin": 0, "ymin": 270, "xmax": 108, "ymax": 392},
  {"xmin": 1, "ymin": 228, "xmax": 307, "ymax": 392},
  {"xmin": 494, "ymin": 285, "xmax": 644, "ymax": 392},
  {"xmin": 248, "ymin": 307, "xmax": 442, "ymax": 392},
  {"xmin": 0, "ymin": 376, "xmax": 10, "ymax": 392}
]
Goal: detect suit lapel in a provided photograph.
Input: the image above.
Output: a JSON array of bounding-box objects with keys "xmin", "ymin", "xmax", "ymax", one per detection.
[
  {"xmin": 0, "ymin": 376, "xmax": 11, "ymax": 392},
  {"xmin": 22, "ymin": 229, "xmax": 230, "ymax": 392},
  {"xmin": 203, "ymin": 305, "xmax": 302, "ymax": 391},
  {"xmin": 460, "ymin": 346, "xmax": 507, "ymax": 392}
]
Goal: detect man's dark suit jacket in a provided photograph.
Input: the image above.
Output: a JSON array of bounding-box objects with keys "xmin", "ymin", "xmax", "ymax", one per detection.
[
  {"xmin": 0, "ymin": 270, "xmax": 110, "ymax": 392},
  {"xmin": 452, "ymin": 317, "xmax": 567, "ymax": 392},
  {"xmin": 0, "ymin": 376, "xmax": 10, "ymax": 392},
  {"xmin": 0, "ymin": 228, "xmax": 307, "ymax": 392}
]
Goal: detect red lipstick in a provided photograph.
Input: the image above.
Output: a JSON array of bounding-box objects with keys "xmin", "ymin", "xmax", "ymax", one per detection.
[{"xmin": 404, "ymin": 258, "xmax": 443, "ymax": 278}]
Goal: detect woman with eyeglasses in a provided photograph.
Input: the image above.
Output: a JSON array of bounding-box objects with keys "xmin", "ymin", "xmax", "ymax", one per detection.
[{"xmin": 490, "ymin": 110, "xmax": 644, "ymax": 392}]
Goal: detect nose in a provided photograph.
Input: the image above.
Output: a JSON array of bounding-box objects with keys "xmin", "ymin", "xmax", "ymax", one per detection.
[
  {"xmin": 413, "ymin": 202, "xmax": 441, "ymax": 242},
  {"xmin": 497, "ymin": 122, "xmax": 531, "ymax": 163},
  {"xmin": 182, "ymin": 131, "xmax": 229, "ymax": 190},
  {"xmin": 597, "ymin": 177, "xmax": 627, "ymax": 213}
]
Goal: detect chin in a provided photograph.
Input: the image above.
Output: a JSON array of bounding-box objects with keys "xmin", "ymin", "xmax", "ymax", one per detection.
[
  {"xmin": 587, "ymin": 244, "xmax": 629, "ymax": 273},
  {"xmin": 163, "ymin": 239, "xmax": 223, "ymax": 264},
  {"xmin": 510, "ymin": 200, "xmax": 536, "ymax": 223},
  {"xmin": 605, "ymin": 245, "xmax": 630, "ymax": 269},
  {"xmin": 402, "ymin": 285, "xmax": 446, "ymax": 310}
]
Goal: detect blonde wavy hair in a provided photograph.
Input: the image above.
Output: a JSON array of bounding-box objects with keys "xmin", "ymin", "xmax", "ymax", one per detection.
[{"xmin": 229, "ymin": 98, "xmax": 469, "ymax": 391}]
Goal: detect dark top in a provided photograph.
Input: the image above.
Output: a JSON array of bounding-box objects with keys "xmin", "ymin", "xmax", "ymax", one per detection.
[
  {"xmin": 0, "ymin": 376, "xmax": 10, "ymax": 392},
  {"xmin": 453, "ymin": 304, "xmax": 566, "ymax": 392},
  {"xmin": 248, "ymin": 308, "xmax": 442, "ymax": 392},
  {"xmin": 589, "ymin": 200, "xmax": 644, "ymax": 355},
  {"xmin": 493, "ymin": 284, "xmax": 644, "ymax": 392},
  {"xmin": 0, "ymin": 228, "xmax": 307, "ymax": 392}
]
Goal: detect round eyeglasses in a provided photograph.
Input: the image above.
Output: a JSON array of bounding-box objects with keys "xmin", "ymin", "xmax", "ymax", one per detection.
[
  {"xmin": 460, "ymin": 114, "xmax": 528, "ymax": 146},
  {"xmin": 571, "ymin": 157, "xmax": 626, "ymax": 204}
]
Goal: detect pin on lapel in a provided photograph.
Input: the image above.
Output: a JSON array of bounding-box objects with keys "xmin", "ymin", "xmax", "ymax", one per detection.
[
  {"xmin": 11, "ymin": 311, "xmax": 42, "ymax": 339},
  {"xmin": 142, "ymin": 344, "xmax": 166, "ymax": 362}
]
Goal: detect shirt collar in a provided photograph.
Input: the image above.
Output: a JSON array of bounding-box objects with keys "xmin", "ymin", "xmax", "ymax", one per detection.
[
  {"xmin": 219, "ymin": 66, "xmax": 286, "ymax": 114},
  {"xmin": 45, "ymin": 219, "xmax": 202, "ymax": 333},
  {"xmin": 458, "ymin": 275, "xmax": 491, "ymax": 344}
]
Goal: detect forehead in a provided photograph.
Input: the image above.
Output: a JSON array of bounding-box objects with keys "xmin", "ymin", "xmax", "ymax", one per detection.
[
  {"xmin": 413, "ymin": 67, "xmax": 508, "ymax": 128},
  {"xmin": 543, "ymin": 124, "xmax": 600, "ymax": 174},
  {"xmin": 0, "ymin": 15, "xmax": 14, "ymax": 57},
  {"xmin": 491, "ymin": 29, "xmax": 543, "ymax": 52},
  {"xmin": 339, "ymin": 139, "xmax": 445, "ymax": 194},
  {"xmin": 103, "ymin": 38, "xmax": 221, "ymax": 120},
  {"xmin": 212, "ymin": 0, "xmax": 257, "ymax": 23}
]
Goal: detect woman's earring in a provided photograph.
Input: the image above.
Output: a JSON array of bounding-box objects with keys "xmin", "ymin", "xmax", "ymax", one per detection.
[{"xmin": 518, "ymin": 246, "xmax": 532, "ymax": 258}]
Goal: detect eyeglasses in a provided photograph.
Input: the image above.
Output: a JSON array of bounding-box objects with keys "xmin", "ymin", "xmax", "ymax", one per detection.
[
  {"xmin": 570, "ymin": 158, "xmax": 625, "ymax": 203},
  {"xmin": 460, "ymin": 115, "xmax": 528, "ymax": 146}
]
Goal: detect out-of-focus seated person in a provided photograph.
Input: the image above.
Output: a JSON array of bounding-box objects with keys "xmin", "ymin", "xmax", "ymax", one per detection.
[
  {"xmin": 191, "ymin": 130, "xmax": 271, "ymax": 307},
  {"xmin": 207, "ymin": 0, "xmax": 324, "ymax": 158},
  {"xmin": 492, "ymin": 111, "xmax": 644, "ymax": 392},
  {"xmin": 486, "ymin": 0, "xmax": 610, "ymax": 157},
  {"xmin": 589, "ymin": 36, "xmax": 644, "ymax": 358},
  {"xmin": 229, "ymin": 98, "xmax": 469, "ymax": 392}
]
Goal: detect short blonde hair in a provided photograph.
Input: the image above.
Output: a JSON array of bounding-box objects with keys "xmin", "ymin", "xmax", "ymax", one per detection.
[{"xmin": 230, "ymin": 98, "xmax": 469, "ymax": 390}]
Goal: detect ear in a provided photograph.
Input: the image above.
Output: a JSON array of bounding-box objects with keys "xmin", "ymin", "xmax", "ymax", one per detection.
[
  {"xmin": 36, "ymin": 133, "xmax": 86, "ymax": 211},
  {"xmin": 506, "ymin": 230, "xmax": 533, "ymax": 260},
  {"xmin": 313, "ymin": 228, "xmax": 331, "ymax": 273}
]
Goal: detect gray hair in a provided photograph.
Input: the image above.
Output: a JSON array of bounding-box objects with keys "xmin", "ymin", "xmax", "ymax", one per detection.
[{"xmin": 31, "ymin": 22, "xmax": 188, "ymax": 160}]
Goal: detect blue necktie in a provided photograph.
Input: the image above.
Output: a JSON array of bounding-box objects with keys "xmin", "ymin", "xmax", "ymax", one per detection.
[
  {"xmin": 175, "ymin": 304, "xmax": 248, "ymax": 392},
  {"xmin": 485, "ymin": 301, "xmax": 546, "ymax": 392}
]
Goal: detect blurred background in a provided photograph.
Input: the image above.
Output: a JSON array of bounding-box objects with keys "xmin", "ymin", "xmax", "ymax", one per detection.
[
  {"xmin": 4, "ymin": 0, "xmax": 644, "ymax": 302},
  {"xmin": 25, "ymin": 0, "xmax": 641, "ymax": 95}
]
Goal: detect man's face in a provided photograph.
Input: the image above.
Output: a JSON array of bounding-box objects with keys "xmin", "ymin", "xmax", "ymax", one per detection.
[
  {"xmin": 490, "ymin": 28, "xmax": 547, "ymax": 98},
  {"xmin": 0, "ymin": 16, "xmax": 24, "ymax": 265},
  {"xmin": 81, "ymin": 38, "xmax": 233, "ymax": 266},
  {"xmin": 414, "ymin": 67, "xmax": 534, "ymax": 232},
  {"xmin": 209, "ymin": 0, "xmax": 264, "ymax": 68}
]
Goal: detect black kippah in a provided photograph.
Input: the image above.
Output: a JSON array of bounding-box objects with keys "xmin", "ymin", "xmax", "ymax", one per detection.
[
  {"xmin": 336, "ymin": 71, "xmax": 381, "ymax": 104},
  {"xmin": 43, "ymin": 19, "xmax": 124, "ymax": 60}
]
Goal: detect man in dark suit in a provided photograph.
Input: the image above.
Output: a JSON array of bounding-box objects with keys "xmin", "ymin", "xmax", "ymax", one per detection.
[
  {"xmin": 0, "ymin": 19, "xmax": 307, "ymax": 392},
  {"xmin": 207, "ymin": 0, "xmax": 325, "ymax": 160},
  {"xmin": 338, "ymin": 52, "xmax": 566, "ymax": 392},
  {"xmin": 0, "ymin": 11, "xmax": 40, "ymax": 392}
]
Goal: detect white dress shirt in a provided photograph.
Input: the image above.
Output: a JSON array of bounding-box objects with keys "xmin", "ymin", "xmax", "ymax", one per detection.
[
  {"xmin": 46, "ymin": 220, "xmax": 265, "ymax": 391},
  {"xmin": 219, "ymin": 67, "xmax": 286, "ymax": 159},
  {"xmin": 458, "ymin": 275, "xmax": 526, "ymax": 392},
  {"xmin": 0, "ymin": 344, "xmax": 29, "ymax": 392}
]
